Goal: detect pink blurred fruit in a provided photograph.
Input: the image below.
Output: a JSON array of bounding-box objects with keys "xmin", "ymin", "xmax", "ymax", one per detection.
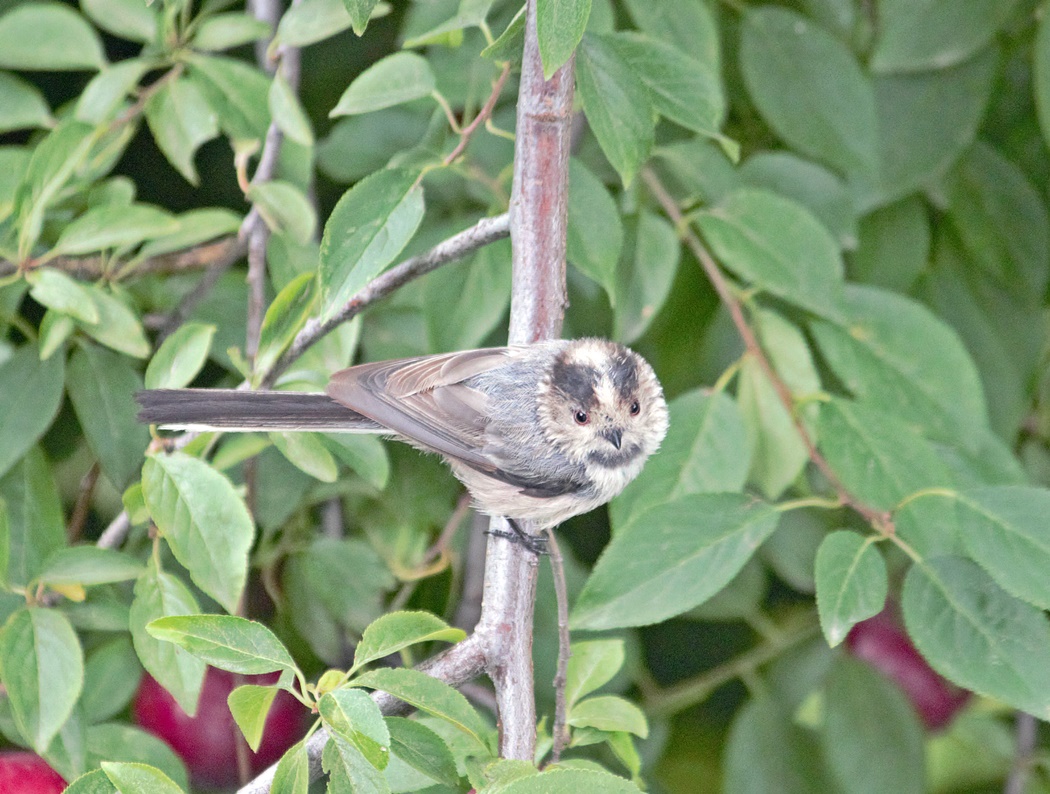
[
  {"xmin": 133, "ymin": 667, "xmax": 305, "ymax": 789},
  {"xmin": 847, "ymin": 610, "xmax": 970, "ymax": 730},
  {"xmin": 0, "ymin": 752, "xmax": 65, "ymax": 793}
]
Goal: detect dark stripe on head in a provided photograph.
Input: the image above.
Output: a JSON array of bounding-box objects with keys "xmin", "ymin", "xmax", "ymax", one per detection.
[
  {"xmin": 551, "ymin": 354, "xmax": 598, "ymax": 407},
  {"xmin": 609, "ymin": 348, "xmax": 639, "ymax": 399}
]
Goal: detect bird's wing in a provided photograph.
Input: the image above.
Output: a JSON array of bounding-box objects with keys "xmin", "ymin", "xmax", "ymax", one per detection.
[{"xmin": 325, "ymin": 348, "xmax": 512, "ymax": 472}]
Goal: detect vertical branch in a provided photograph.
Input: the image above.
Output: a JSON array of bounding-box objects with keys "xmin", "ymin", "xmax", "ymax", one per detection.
[{"xmin": 475, "ymin": 0, "xmax": 574, "ymax": 762}]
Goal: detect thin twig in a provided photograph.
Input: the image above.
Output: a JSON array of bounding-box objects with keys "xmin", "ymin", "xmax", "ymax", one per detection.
[
  {"xmin": 1005, "ymin": 711, "xmax": 1038, "ymax": 794},
  {"xmin": 641, "ymin": 167, "xmax": 892, "ymax": 533},
  {"xmin": 546, "ymin": 530, "xmax": 571, "ymax": 764},
  {"xmin": 443, "ymin": 63, "xmax": 512, "ymax": 167},
  {"xmin": 262, "ymin": 212, "xmax": 510, "ymax": 387},
  {"xmin": 67, "ymin": 463, "xmax": 100, "ymax": 543},
  {"xmin": 1, "ymin": 235, "xmax": 247, "ymax": 280}
]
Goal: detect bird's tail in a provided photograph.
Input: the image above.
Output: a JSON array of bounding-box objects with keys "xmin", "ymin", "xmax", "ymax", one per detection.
[{"xmin": 135, "ymin": 389, "xmax": 385, "ymax": 433}]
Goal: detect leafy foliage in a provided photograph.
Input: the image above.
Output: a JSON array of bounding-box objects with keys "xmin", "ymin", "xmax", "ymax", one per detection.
[{"xmin": 0, "ymin": 0, "xmax": 1049, "ymax": 792}]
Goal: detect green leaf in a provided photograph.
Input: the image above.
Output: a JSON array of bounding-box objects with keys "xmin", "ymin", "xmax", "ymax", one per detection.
[
  {"xmin": 954, "ymin": 486, "xmax": 1050, "ymax": 611},
  {"xmin": 247, "ymin": 180, "xmax": 316, "ymax": 245},
  {"xmin": 481, "ymin": 5, "xmax": 524, "ymax": 61},
  {"xmin": 145, "ymin": 77, "xmax": 220, "ymax": 186},
  {"xmin": 498, "ymin": 769, "xmax": 642, "ymax": 794},
  {"xmin": 0, "ymin": 447, "xmax": 65, "ymax": 588},
  {"xmin": 14, "ymin": 120, "xmax": 95, "ymax": 257},
  {"xmin": 271, "ymin": 740, "xmax": 310, "ymax": 794},
  {"xmin": 1036, "ymin": 9, "xmax": 1050, "ymax": 154},
  {"xmin": 67, "ymin": 344, "xmax": 149, "ymax": 489},
  {"xmin": 565, "ymin": 639, "xmax": 624, "ymax": 708},
  {"xmin": 319, "ymin": 688, "xmax": 390, "ymax": 769},
  {"xmin": 146, "ymin": 614, "xmax": 297, "ymax": 675},
  {"xmin": 81, "ymin": 0, "xmax": 158, "ymax": 43},
  {"xmin": 318, "ymin": 167, "xmax": 424, "ymax": 322},
  {"xmin": 821, "ymin": 658, "xmax": 924, "ymax": 794},
  {"xmin": 53, "ymin": 203, "xmax": 178, "ymax": 256},
  {"xmin": 401, "ymin": 0, "xmax": 495, "ymax": 48},
  {"xmin": 385, "ymin": 717, "xmax": 461, "ymax": 788},
  {"xmin": 269, "ymin": 432, "xmax": 338, "ymax": 483},
  {"xmin": 569, "ymin": 695, "xmax": 647, "ymax": 738},
  {"xmin": 0, "ymin": 4, "xmax": 105, "ymax": 70},
  {"xmin": 871, "ymin": 0, "xmax": 1019, "ymax": 74},
  {"xmin": 536, "ymin": 0, "xmax": 590, "ymax": 78},
  {"xmin": 145, "ymin": 323, "xmax": 216, "ymax": 390},
  {"xmin": 269, "ymin": 72, "xmax": 314, "ymax": 146},
  {"xmin": 576, "ymin": 33, "xmax": 653, "ymax": 187},
  {"xmin": 724, "ymin": 695, "xmax": 831, "ymax": 793},
  {"xmin": 0, "ymin": 72, "xmax": 52, "ymax": 133},
  {"xmin": 254, "ymin": 274, "xmax": 315, "ymax": 377},
  {"xmin": 322, "ymin": 434, "xmax": 389, "ymax": 490},
  {"xmin": 193, "ymin": 13, "xmax": 271, "ymax": 51},
  {"xmin": 36, "ymin": 546, "xmax": 142, "ymax": 587},
  {"xmin": 38, "ymin": 310, "xmax": 75, "ymax": 360},
  {"xmin": 737, "ymin": 311, "xmax": 820, "ymax": 499},
  {"xmin": 867, "ymin": 49, "xmax": 995, "ymax": 208},
  {"xmin": 814, "ymin": 531, "xmax": 887, "ymax": 647},
  {"xmin": 902, "ymin": 556, "xmax": 1050, "ymax": 719},
  {"xmin": 606, "ymin": 31, "xmax": 724, "ymax": 138},
  {"xmin": 102, "ymin": 761, "xmax": 184, "ymax": 794},
  {"xmin": 78, "ymin": 285, "xmax": 150, "ymax": 359},
  {"xmin": 848, "ymin": 195, "xmax": 929, "ymax": 291},
  {"xmin": 945, "ymin": 142, "xmax": 1049, "ymax": 302},
  {"xmin": 345, "ymin": 0, "xmax": 381, "ymax": 36},
  {"xmin": 322, "ymin": 733, "xmax": 391, "ymax": 794},
  {"xmin": 695, "ymin": 188, "xmax": 845, "ymax": 318},
  {"xmin": 0, "ymin": 499, "xmax": 8, "ymax": 589},
  {"xmin": 81, "ymin": 637, "xmax": 142, "ymax": 724},
  {"xmin": 567, "ymin": 158, "xmax": 621, "ymax": 304},
  {"xmin": 137, "ymin": 208, "xmax": 241, "ymax": 260},
  {"xmin": 621, "ymin": 0, "xmax": 719, "ymax": 65},
  {"xmin": 187, "ymin": 54, "xmax": 271, "ymax": 142},
  {"xmin": 141, "ymin": 452, "xmax": 255, "ymax": 613},
  {"xmin": 0, "ymin": 344, "xmax": 64, "ymax": 480},
  {"xmin": 275, "ymin": 0, "xmax": 355, "ymax": 47},
  {"xmin": 65, "ymin": 769, "xmax": 119, "ymax": 794},
  {"xmin": 817, "ymin": 397, "xmax": 951, "ymax": 511},
  {"xmin": 331, "ymin": 52, "xmax": 435, "ymax": 116},
  {"xmin": 610, "ymin": 389, "xmax": 749, "ymax": 530},
  {"xmin": 573, "ymin": 493, "xmax": 780, "ymax": 630},
  {"xmin": 810, "ymin": 284, "xmax": 988, "ymax": 448},
  {"xmin": 27, "ymin": 267, "xmax": 98, "ymax": 323},
  {"xmin": 86, "ymin": 724, "xmax": 188, "ymax": 791},
  {"xmin": 353, "ymin": 611, "xmax": 465, "ymax": 671},
  {"xmin": 351, "ymin": 668, "xmax": 488, "ymax": 746},
  {"xmin": 739, "ymin": 152, "xmax": 858, "ymax": 250},
  {"xmin": 0, "ymin": 607, "xmax": 84, "ymax": 752},
  {"xmin": 228, "ymin": 683, "xmax": 280, "ymax": 752},
  {"xmin": 75, "ymin": 60, "xmax": 150, "ymax": 125},
  {"xmin": 739, "ymin": 6, "xmax": 877, "ymax": 183},
  {"xmin": 614, "ymin": 210, "xmax": 679, "ymax": 344},
  {"xmin": 128, "ymin": 560, "xmax": 206, "ymax": 716}
]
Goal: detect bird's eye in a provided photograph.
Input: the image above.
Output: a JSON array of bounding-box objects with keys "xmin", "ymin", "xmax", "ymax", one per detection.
[
  {"xmin": 574, "ymin": 409, "xmax": 589, "ymax": 425},
  {"xmin": 629, "ymin": 400, "xmax": 640, "ymax": 416}
]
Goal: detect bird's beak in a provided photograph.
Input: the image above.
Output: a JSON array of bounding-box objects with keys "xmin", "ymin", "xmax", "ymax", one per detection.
[{"xmin": 602, "ymin": 427, "xmax": 623, "ymax": 449}]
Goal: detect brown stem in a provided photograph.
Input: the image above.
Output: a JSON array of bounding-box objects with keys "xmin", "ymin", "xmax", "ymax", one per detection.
[
  {"xmin": 443, "ymin": 63, "xmax": 512, "ymax": 167},
  {"xmin": 641, "ymin": 168, "xmax": 892, "ymax": 533},
  {"xmin": 67, "ymin": 463, "xmax": 100, "ymax": 543},
  {"xmin": 261, "ymin": 213, "xmax": 510, "ymax": 387},
  {"xmin": 546, "ymin": 530, "xmax": 571, "ymax": 764}
]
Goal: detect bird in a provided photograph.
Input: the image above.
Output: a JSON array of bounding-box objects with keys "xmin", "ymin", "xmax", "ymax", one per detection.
[{"xmin": 136, "ymin": 338, "xmax": 669, "ymax": 552}]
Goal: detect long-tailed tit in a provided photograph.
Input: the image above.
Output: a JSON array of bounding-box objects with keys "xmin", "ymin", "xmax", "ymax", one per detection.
[{"xmin": 136, "ymin": 338, "xmax": 668, "ymax": 551}]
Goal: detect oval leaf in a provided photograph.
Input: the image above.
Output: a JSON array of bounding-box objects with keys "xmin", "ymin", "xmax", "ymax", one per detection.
[
  {"xmin": 0, "ymin": 4, "xmax": 105, "ymax": 70},
  {"xmin": 146, "ymin": 614, "xmax": 296, "ymax": 675},
  {"xmin": 145, "ymin": 322, "xmax": 216, "ymax": 390},
  {"xmin": 573, "ymin": 493, "xmax": 781, "ymax": 630},
  {"xmin": 353, "ymin": 611, "xmax": 466, "ymax": 671},
  {"xmin": 814, "ymin": 531, "xmax": 888, "ymax": 647},
  {"xmin": 331, "ymin": 52, "xmax": 435, "ymax": 116},
  {"xmin": 141, "ymin": 452, "xmax": 254, "ymax": 613}
]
